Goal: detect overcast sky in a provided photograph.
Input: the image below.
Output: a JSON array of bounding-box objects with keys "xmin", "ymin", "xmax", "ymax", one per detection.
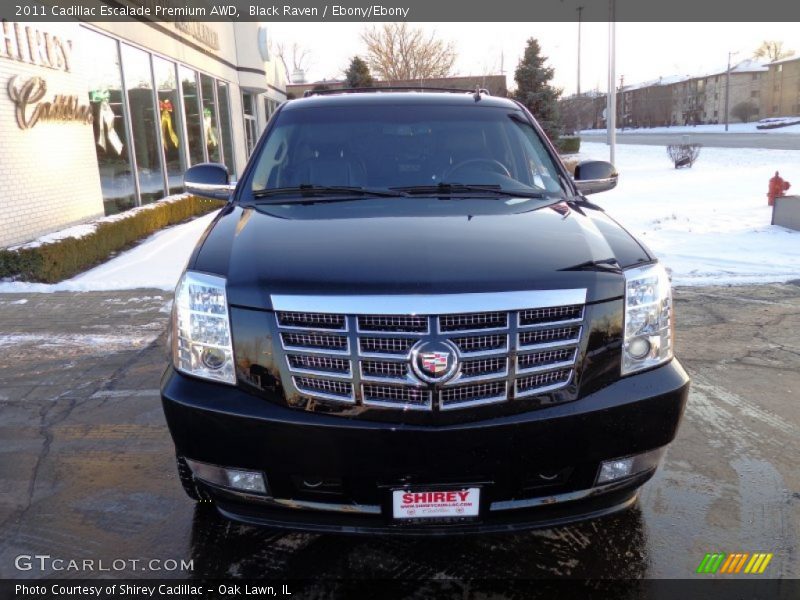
[{"xmin": 272, "ymin": 22, "xmax": 799, "ymax": 94}]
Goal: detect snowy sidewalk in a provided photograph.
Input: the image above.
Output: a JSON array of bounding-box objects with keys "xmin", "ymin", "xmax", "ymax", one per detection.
[
  {"xmin": 0, "ymin": 211, "xmax": 218, "ymax": 293},
  {"xmin": 580, "ymin": 121, "xmax": 800, "ymax": 136},
  {"xmin": 578, "ymin": 142, "xmax": 800, "ymax": 286}
]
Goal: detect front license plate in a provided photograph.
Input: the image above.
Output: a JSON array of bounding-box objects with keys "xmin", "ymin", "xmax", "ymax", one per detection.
[{"xmin": 392, "ymin": 488, "xmax": 480, "ymax": 520}]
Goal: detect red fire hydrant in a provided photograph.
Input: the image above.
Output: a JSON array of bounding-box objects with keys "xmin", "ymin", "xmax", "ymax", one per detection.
[{"xmin": 767, "ymin": 171, "xmax": 791, "ymax": 206}]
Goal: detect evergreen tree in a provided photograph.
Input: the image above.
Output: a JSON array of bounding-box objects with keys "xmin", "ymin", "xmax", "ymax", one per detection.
[
  {"xmin": 513, "ymin": 38, "xmax": 562, "ymax": 141},
  {"xmin": 345, "ymin": 56, "xmax": 374, "ymax": 88}
]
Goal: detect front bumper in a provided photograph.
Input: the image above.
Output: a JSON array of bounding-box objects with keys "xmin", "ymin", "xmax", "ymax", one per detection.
[{"xmin": 161, "ymin": 359, "xmax": 689, "ymax": 534}]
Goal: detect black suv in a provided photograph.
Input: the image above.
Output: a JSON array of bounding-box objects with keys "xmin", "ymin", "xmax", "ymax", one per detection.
[{"xmin": 162, "ymin": 89, "xmax": 689, "ymax": 534}]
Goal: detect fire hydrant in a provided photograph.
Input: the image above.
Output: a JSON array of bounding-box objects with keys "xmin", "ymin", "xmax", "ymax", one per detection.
[{"xmin": 767, "ymin": 171, "xmax": 791, "ymax": 206}]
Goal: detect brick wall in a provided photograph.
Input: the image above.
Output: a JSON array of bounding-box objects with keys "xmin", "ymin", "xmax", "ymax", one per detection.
[{"xmin": 0, "ymin": 22, "xmax": 104, "ymax": 248}]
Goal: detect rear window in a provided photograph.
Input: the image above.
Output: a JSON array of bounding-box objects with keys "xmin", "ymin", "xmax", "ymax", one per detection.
[{"xmin": 247, "ymin": 103, "xmax": 565, "ymax": 195}]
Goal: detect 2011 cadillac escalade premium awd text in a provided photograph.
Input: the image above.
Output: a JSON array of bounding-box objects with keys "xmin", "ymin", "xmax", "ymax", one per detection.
[{"xmin": 161, "ymin": 89, "xmax": 690, "ymax": 534}]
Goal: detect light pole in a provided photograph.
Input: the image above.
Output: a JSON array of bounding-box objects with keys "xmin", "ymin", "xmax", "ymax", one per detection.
[
  {"xmin": 577, "ymin": 6, "xmax": 583, "ymax": 96},
  {"xmin": 607, "ymin": 0, "xmax": 616, "ymax": 164},
  {"xmin": 724, "ymin": 50, "xmax": 739, "ymax": 132}
]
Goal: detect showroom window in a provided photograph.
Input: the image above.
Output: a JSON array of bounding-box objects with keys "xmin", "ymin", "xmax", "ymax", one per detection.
[
  {"xmin": 217, "ymin": 81, "xmax": 236, "ymax": 176},
  {"xmin": 200, "ymin": 73, "xmax": 221, "ymax": 163},
  {"xmin": 180, "ymin": 66, "xmax": 206, "ymax": 167},
  {"xmin": 242, "ymin": 92, "xmax": 258, "ymax": 157},
  {"xmin": 121, "ymin": 43, "xmax": 165, "ymax": 205},
  {"xmin": 81, "ymin": 27, "xmax": 239, "ymax": 213},
  {"xmin": 153, "ymin": 56, "xmax": 186, "ymax": 195},
  {"xmin": 84, "ymin": 29, "xmax": 135, "ymax": 215}
]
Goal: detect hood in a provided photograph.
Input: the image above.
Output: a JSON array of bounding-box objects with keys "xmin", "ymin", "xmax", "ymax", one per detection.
[{"xmin": 193, "ymin": 199, "xmax": 644, "ymax": 309}]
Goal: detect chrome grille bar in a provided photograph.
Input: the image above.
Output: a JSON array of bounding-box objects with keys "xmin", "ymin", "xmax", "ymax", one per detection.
[{"xmin": 274, "ymin": 289, "xmax": 586, "ymax": 411}]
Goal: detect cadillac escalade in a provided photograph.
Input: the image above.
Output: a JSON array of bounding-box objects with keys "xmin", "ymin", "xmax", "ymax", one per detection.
[{"xmin": 161, "ymin": 89, "xmax": 690, "ymax": 534}]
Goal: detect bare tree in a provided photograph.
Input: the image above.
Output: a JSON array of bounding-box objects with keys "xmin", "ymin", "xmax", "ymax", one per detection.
[
  {"xmin": 275, "ymin": 42, "xmax": 312, "ymax": 82},
  {"xmin": 731, "ymin": 100, "xmax": 759, "ymax": 123},
  {"xmin": 753, "ymin": 40, "xmax": 795, "ymax": 62},
  {"xmin": 361, "ymin": 23, "xmax": 456, "ymax": 80}
]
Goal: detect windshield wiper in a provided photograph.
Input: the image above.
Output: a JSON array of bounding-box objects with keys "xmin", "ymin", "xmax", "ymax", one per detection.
[
  {"xmin": 392, "ymin": 183, "xmax": 547, "ymax": 199},
  {"xmin": 250, "ymin": 184, "xmax": 408, "ymax": 203}
]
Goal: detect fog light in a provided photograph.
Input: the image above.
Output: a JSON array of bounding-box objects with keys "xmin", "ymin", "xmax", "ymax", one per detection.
[
  {"xmin": 226, "ymin": 469, "xmax": 267, "ymax": 494},
  {"xmin": 185, "ymin": 459, "xmax": 269, "ymax": 495},
  {"xmin": 597, "ymin": 458, "xmax": 634, "ymax": 483},
  {"xmin": 596, "ymin": 447, "xmax": 666, "ymax": 485}
]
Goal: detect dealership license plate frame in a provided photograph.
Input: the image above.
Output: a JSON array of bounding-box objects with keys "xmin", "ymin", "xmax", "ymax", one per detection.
[{"xmin": 391, "ymin": 486, "xmax": 482, "ymax": 522}]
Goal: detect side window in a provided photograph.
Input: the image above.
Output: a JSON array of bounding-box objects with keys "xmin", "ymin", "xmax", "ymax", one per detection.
[
  {"xmin": 251, "ymin": 126, "xmax": 290, "ymax": 189},
  {"xmin": 508, "ymin": 120, "xmax": 561, "ymax": 192}
]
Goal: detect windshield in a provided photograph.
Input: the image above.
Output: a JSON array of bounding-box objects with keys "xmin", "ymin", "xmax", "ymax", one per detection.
[{"xmin": 247, "ymin": 103, "xmax": 567, "ymax": 198}]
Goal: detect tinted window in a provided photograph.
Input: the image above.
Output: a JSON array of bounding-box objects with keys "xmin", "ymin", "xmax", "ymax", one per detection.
[{"xmin": 249, "ymin": 104, "xmax": 565, "ymax": 195}]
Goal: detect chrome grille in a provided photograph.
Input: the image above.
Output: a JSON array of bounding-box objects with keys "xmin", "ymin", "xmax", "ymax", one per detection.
[
  {"xmin": 517, "ymin": 348, "xmax": 576, "ymax": 373},
  {"xmin": 358, "ymin": 315, "xmax": 427, "ymax": 332},
  {"xmin": 361, "ymin": 360, "xmax": 408, "ymax": 380},
  {"xmin": 516, "ymin": 369, "xmax": 572, "ymax": 398},
  {"xmin": 441, "ymin": 382, "xmax": 507, "ymax": 409},
  {"xmin": 278, "ymin": 311, "xmax": 346, "ymax": 330},
  {"xmin": 274, "ymin": 289, "xmax": 585, "ymax": 411},
  {"xmin": 359, "ymin": 337, "xmax": 414, "ymax": 356},
  {"xmin": 288, "ymin": 354, "xmax": 350, "ymax": 375},
  {"xmin": 452, "ymin": 334, "xmax": 507, "ymax": 354},
  {"xmin": 460, "ymin": 357, "xmax": 508, "ymax": 377},
  {"xmin": 519, "ymin": 305, "xmax": 583, "ymax": 326},
  {"xmin": 282, "ymin": 332, "xmax": 348, "ymax": 352},
  {"xmin": 294, "ymin": 377, "xmax": 354, "ymax": 401},
  {"xmin": 440, "ymin": 311, "xmax": 507, "ymax": 332},
  {"xmin": 362, "ymin": 384, "xmax": 432, "ymax": 410},
  {"xmin": 519, "ymin": 326, "xmax": 581, "ymax": 348}
]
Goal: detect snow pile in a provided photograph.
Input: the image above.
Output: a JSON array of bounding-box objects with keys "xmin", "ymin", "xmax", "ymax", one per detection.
[
  {"xmin": 580, "ymin": 142, "xmax": 800, "ymax": 285},
  {"xmin": 756, "ymin": 116, "xmax": 800, "ymax": 130},
  {"xmin": 0, "ymin": 210, "xmax": 218, "ymax": 293}
]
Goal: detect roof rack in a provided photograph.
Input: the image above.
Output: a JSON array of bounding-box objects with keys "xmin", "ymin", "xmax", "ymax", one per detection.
[{"xmin": 302, "ymin": 86, "xmax": 492, "ymax": 99}]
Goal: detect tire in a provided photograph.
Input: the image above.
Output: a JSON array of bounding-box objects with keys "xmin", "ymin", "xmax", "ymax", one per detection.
[{"xmin": 176, "ymin": 455, "xmax": 212, "ymax": 502}]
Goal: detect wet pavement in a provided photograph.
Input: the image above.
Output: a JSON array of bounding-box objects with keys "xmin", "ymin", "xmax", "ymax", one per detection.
[{"xmin": 0, "ymin": 284, "xmax": 798, "ymax": 581}]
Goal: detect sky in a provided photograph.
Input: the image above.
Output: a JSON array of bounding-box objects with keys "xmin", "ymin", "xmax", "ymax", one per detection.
[{"xmin": 271, "ymin": 22, "xmax": 800, "ymax": 94}]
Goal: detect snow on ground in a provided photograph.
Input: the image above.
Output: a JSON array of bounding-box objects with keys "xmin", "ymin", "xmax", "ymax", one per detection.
[
  {"xmin": 580, "ymin": 121, "xmax": 800, "ymax": 136},
  {"xmin": 579, "ymin": 142, "xmax": 800, "ymax": 286},
  {"xmin": 0, "ymin": 211, "xmax": 218, "ymax": 293},
  {"xmin": 0, "ymin": 143, "xmax": 799, "ymax": 292}
]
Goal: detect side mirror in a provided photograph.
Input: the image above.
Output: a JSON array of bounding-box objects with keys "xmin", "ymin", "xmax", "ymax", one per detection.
[
  {"xmin": 573, "ymin": 160, "xmax": 618, "ymax": 195},
  {"xmin": 184, "ymin": 163, "xmax": 234, "ymax": 201}
]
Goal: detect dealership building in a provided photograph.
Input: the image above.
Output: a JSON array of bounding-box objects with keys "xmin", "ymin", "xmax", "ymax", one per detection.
[{"xmin": 0, "ymin": 19, "xmax": 286, "ymax": 247}]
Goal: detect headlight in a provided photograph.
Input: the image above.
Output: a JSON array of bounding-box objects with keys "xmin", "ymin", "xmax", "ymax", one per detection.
[
  {"xmin": 172, "ymin": 271, "xmax": 236, "ymax": 384},
  {"xmin": 622, "ymin": 263, "xmax": 673, "ymax": 375}
]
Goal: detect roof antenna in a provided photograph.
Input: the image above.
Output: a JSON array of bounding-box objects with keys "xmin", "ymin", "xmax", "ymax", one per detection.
[{"xmin": 473, "ymin": 85, "xmax": 482, "ymax": 102}]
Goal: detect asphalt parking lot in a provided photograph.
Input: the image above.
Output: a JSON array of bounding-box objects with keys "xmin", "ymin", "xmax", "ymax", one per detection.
[{"xmin": 0, "ymin": 283, "xmax": 798, "ymax": 583}]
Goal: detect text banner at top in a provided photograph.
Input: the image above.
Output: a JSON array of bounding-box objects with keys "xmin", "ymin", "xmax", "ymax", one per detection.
[
  {"xmin": 4, "ymin": 0, "xmax": 800, "ymax": 22},
  {"xmin": 0, "ymin": 0, "xmax": 800, "ymax": 21}
]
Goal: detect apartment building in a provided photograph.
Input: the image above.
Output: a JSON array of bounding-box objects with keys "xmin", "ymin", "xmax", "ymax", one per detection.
[
  {"xmin": 563, "ymin": 59, "xmax": 774, "ymax": 129},
  {"xmin": 761, "ymin": 56, "xmax": 800, "ymax": 117}
]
